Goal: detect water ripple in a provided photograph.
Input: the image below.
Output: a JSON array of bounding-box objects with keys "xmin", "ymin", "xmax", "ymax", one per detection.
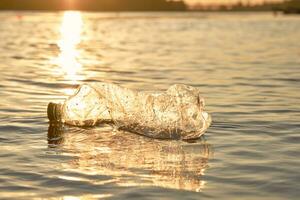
[{"xmin": 0, "ymin": 11, "xmax": 299, "ymax": 200}]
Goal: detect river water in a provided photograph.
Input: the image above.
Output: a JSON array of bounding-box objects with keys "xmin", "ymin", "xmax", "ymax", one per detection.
[{"xmin": 0, "ymin": 11, "xmax": 299, "ymax": 199}]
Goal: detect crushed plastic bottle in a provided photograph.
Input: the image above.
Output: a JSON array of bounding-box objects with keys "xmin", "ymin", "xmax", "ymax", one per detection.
[{"xmin": 47, "ymin": 82, "xmax": 211, "ymax": 140}]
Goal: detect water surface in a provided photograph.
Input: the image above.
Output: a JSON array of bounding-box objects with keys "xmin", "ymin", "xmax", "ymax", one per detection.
[{"xmin": 0, "ymin": 11, "xmax": 299, "ymax": 199}]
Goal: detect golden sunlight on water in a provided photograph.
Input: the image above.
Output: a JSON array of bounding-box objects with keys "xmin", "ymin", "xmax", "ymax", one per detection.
[
  {"xmin": 56, "ymin": 11, "xmax": 83, "ymax": 89},
  {"xmin": 1, "ymin": 11, "xmax": 300, "ymax": 199}
]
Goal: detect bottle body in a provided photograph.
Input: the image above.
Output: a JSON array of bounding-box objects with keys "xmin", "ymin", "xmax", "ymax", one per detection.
[{"xmin": 50, "ymin": 83, "xmax": 211, "ymax": 139}]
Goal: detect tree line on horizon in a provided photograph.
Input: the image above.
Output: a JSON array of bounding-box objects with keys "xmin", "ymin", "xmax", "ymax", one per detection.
[
  {"xmin": 190, "ymin": 0, "xmax": 300, "ymax": 13},
  {"xmin": 0, "ymin": 0, "xmax": 187, "ymax": 11}
]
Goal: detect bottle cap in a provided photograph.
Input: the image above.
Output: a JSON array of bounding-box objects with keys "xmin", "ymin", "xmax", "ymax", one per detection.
[{"xmin": 47, "ymin": 102, "xmax": 63, "ymax": 122}]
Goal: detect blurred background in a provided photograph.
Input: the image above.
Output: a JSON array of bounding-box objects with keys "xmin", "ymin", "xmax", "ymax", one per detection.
[
  {"xmin": 0, "ymin": 0, "xmax": 300, "ymax": 13},
  {"xmin": 0, "ymin": 0, "xmax": 299, "ymax": 199}
]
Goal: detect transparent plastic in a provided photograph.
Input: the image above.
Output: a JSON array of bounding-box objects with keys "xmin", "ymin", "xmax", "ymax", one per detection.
[{"xmin": 54, "ymin": 82, "xmax": 211, "ymax": 140}]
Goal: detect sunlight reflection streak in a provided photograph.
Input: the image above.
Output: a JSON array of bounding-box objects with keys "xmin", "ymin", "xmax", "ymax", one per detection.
[{"xmin": 57, "ymin": 11, "xmax": 83, "ymax": 86}]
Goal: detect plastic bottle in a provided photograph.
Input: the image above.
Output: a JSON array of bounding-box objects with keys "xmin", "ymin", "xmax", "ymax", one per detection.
[{"xmin": 47, "ymin": 82, "xmax": 211, "ymax": 140}]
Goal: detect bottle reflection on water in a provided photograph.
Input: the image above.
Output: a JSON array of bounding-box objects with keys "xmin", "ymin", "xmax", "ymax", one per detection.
[
  {"xmin": 48, "ymin": 125, "xmax": 213, "ymax": 192},
  {"xmin": 48, "ymin": 124, "xmax": 64, "ymax": 146}
]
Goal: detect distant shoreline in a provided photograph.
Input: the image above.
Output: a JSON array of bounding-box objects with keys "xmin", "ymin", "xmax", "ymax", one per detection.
[
  {"xmin": 0, "ymin": 9, "xmax": 298, "ymax": 15},
  {"xmin": 0, "ymin": 10, "xmax": 287, "ymax": 13}
]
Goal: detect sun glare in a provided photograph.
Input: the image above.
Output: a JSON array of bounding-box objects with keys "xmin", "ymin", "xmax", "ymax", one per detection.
[{"xmin": 57, "ymin": 11, "xmax": 83, "ymax": 83}]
